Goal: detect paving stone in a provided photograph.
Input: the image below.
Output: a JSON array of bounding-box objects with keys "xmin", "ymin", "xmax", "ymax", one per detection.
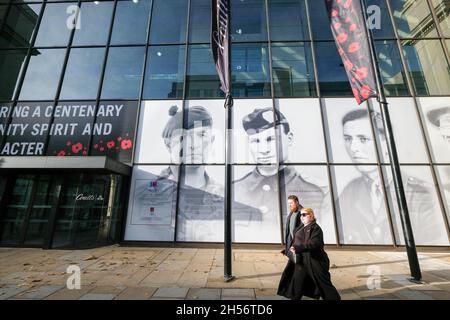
[
  {"xmin": 153, "ymin": 287, "xmax": 189, "ymax": 299},
  {"xmin": 186, "ymin": 288, "xmax": 221, "ymax": 300},
  {"xmin": 221, "ymin": 288, "xmax": 255, "ymax": 299},
  {"xmin": 45, "ymin": 286, "xmax": 95, "ymax": 300},
  {"xmin": 13, "ymin": 285, "xmax": 64, "ymax": 300},
  {"xmin": 79, "ymin": 293, "xmax": 116, "ymax": 300},
  {"xmin": 115, "ymin": 287, "xmax": 158, "ymax": 300},
  {"xmin": 0, "ymin": 285, "xmax": 28, "ymax": 300}
]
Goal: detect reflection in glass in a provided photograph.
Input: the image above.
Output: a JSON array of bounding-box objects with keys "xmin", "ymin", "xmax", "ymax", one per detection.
[
  {"xmin": 19, "ymin": 48, "xmax": 65, "ymax": 100},
  {"xmin": 177, "ymin": 165, "xmax": 224, "ymax": 242},
  {"xmin": 59, "ymin": 47, "xmax": 105, "ymax": 100},
  {"xmin": 332, "ymin": 165, "xmax": 393, "ymax": 245},
  {"xmin": 110, "ymin": 0, "xmax": 151, "ymax": 45},
  {"xmin": 149, "ymin": 0, "xmax": 188, "ymax": 44},
  {"xmin": 189, "ymin": 0, "xmax": 211, "ymax": 43},
  {"xmin": 186, "ymin": 45, "xmax": 222, "ymax": 98},
  {"xmin": 268, "ymin": 0, "xmax": 308, "ymax": 41},
  {"xmin": 0, "ymin": 49, "xmax": 27, "ymax": 100},
  {"xmin": 364, "ymin": 0, "xmax": 395, "ymax": 38},
  {"xmin": 231, "ymin": 43, "xmax": 271, "ymax": 97},
  {"xmin": 0, "ymin": 4, "xmax": 41, "ymax": 48},
  {"xmin": 72, "ymin": 1, "xmax": 113, "ymax": 46},
  {"xmin": 431, "ymin": 0, "xmax": 450, "ymax": 37},
  {"xmin": 232, "ymin": 165, "xmax": 281, "ymax": 243},
  {"xmin": 279, "ymin": 165, "xmax": 336, "ymax": 244},
  {"xmin": 374, "ymin": 40, "xmax": 409, "ymax": 96},
  {"xmin": 34, "ymin": 3, "xmax": 73, "ymax": 47},
  {"xmin": 402, "ymin": 40, "xmax": 450, "ymax": 95},
  {"xmin": 383, "ymin": 165, "xmax": 449, "ymax": 245},
  {"xmin": 231, "ymin": 0, "xmax": 267, "ymax": 42},
  {"xmin": 309, "ymin": 0, "xmax": 333, "ymax": 40},
  {"xmin": 271, "ymin": 42, "xmax": 316, "ymax": 97},
  {"xmin": 435, "ymin": 165, "xmax": 450, "ymax": 227},
  {"xmin": 143, "ymin": 45, "xmax": 185, "ymax": 99},
  {"xmin": 125, "ymin": 166, "xmax": 177, "ymax": 242},
  {"xmin": 101, "ymin": 46, "xmax": 145, "ymax": 99},
  {"xmin": 315, "ymin": 42, "xmax": 352, "ymax": 96},
  {"xmin": 390, "ymin": 0, "xmax": 438, "ymax": 38}
]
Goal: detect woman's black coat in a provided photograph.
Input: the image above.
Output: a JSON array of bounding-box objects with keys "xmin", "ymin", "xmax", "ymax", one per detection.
[{"xmin": 277, "ymin": 221, "xmax": 341, "ymax": 300}]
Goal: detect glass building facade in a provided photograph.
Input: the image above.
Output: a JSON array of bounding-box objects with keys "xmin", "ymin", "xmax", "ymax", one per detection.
[{"xmin": 0, "ymin": 0, "xmax": 449, "ymax": 248}]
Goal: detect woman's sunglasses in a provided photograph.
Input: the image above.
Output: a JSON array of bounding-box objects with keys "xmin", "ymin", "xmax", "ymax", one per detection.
[{"xmin": 300, "ymin": 213, "xmax": 309, "ymax": 217}]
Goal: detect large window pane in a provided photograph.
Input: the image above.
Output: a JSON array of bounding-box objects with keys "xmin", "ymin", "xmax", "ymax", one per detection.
[
  {"xmin": 390, "ymin": 0, "xmax": 438, "ymax": 38},
  {"xmin": 186, "ymin": 44, "xmax": 222, "ymax": 98},
  {"xmin": 176, "ymin": 165, "xmax": 224, "ymax": 242},
  {"xmin": 431, "ymin": 0, "xmax": 450, "ymax": 37},
  {"xmin": 101, "ymin": 46, "xmax": 145, "ymax": 99},
  {"xmin": 19, "ymin": 48, "xmax": 65, "ymax": 100},
  {"xmin": 0, "ymin": 4, "xmax": 41, "ymax": 48},
  {"xmin": 143, "ymin": 45, "xmax": 185, "ymax": 99},
  {"xmin": 364, "ymin": 0, "xmax": 395, "ymax": 39},
  {"xmin": 315, "ymin": 42, "xmax": 352, "ymax": 96},
  {"xmin": 110, "ymin": 0, "xmax": 151, "ymax": 45},
  {"xmin": 0, "ymin": 49, "xmax": 27, "ymax": 100},
  {"xmin": 189, "ymin": 0, "xmax": 211, "ymax": 43},
  {"xmin": 72, "ymin": 1, "xmax": 113, "ymax": 46},
  {"xmin": 435, "ymin": 165, "xmax": 450, "ymax": 227},
  {"xmin": 374, "ymin": 40, "xmax": 409, "ymax": 96},
  {"xmin": 149, "ymin": 0, "xmax": 188, "ymax": 44},
  {"xmin": 231, "ymin": 43, "xmax": 271, "ymax": 97},
  {"xmin": 331, "ymin": 165, "xmax": 393, "ymax": 245},
  {"xmin": 271, "ymin": 42, "xmax": 316, "ymax": 97},
  {"xmin": 231, "ymin": 0, "xmax": 267, "ymax": 42},
  {"xmin": 34, "ymin": 2, "xmax": 73, "ymax": 47},
  {"xmin": 402, "ymin": 40, "xmax": 450, "ymax": 95},
  {"xmin": 59, "ymin": 47, "xmax": 105, "ymax": 100},
  {"xmin": 268, "ymin": 0, "xmax": 308, "ymax": 41},
  {"xmin": 309, "ymin": 0, "xmax": 333, "ymax": 40}
]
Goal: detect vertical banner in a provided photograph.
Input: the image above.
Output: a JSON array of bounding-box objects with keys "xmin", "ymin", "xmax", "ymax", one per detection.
[
  {"xmin": 325, "ymin": 0, "xmax": 378, "ymax": 104},
  {"xmin": 211, "ymin": 0, "xmax": 231, "ymax": 94}
]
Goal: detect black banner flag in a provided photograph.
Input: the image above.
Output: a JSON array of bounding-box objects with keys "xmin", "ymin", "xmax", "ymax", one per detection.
[
  {"xmin": 325, "ymin": 0, "xmax": 378, "ymax": 104},
  {"xmin": 211, "ymin": 0, "xmax": 231, "ymax": 94}
]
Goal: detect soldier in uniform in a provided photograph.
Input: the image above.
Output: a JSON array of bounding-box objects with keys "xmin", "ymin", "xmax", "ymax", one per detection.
[
  {"xmin": 160, "ymin": 105, "xmax": 224, "ymax": 242},
  {"xmin": 338, "ymin": 109, "xmax": 447, "ymax": 245},
  {"xmin": 233, "ymin": 107, "xmax": 324, "ymax": 243}
]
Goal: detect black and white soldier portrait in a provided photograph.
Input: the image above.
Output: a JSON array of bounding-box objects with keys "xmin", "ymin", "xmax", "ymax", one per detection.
[
  {"xmin": 232, "ymin": 101, "xmax": 325, "ymax": 243},
  {"xmin": 332, "ymin": 101, "xmax": 448, "ymax": 245}
]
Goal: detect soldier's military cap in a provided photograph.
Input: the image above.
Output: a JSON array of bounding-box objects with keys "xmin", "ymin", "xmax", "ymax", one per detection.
[
  {"xmin": 242, "ymin": 107, "xmax": 289, "ymax": 134},
  {"xmin": 426, "ymin": 106, "xmax": 450, "ymax": 127},
  {"xmin": 162, "ymin": 105, "xmax": 213, "ymax": 140}
]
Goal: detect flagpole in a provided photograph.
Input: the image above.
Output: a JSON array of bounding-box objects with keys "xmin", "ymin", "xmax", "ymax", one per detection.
[
  {"xmin": 223, "ymin": 0, "xmax": 234, "ymax": 283},
  {"xmin": 359, "ymin": 0, "xmax": 422, "ymax": 282}
]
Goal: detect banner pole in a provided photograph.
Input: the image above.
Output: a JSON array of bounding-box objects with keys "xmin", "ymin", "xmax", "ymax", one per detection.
[{"xmin": 359, "ymin": 0, "xmax": 422, "ymax": 282}]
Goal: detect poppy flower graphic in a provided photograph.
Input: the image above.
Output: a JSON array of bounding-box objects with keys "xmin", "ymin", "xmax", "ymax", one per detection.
[
  {"xmin": 344, "ymin": 0, "xmax": 353, "ymax": 9},
  {"xmin": 336, "ymin": 33, "xmax": 348, "ymax": 43},
  {"xmin": 355, "ymin": 67, "xmax": 369, "ymax": 80},
  {"xmin": 117, "ymin": 137, "xmax": 122, "ymax": 141},
  {"xmin": 344, "ymin": 59, "xmax": 354, "ymax": 71},
  {"xmin": 352, "ymin": 88, "xmax": 361, "ymax": 104},
  {"xmin": 331, "ymin": 9, "xmax": 338, "ymax": 18},
  {"xmin": 121, "ymin": 139, "xmax": 133, "ymax": 150},
  {"xmin": 338, "ymin": 47, "xmax": 345, "ymax": 56},
  {"xmin": 349, "ymin": 24, "xmax": 357, "ymax": 32},
  {"xmin": 71, "ymin": 143, "xmax": 83, "ymax": 154},
  {"xmin": 334, "ymin": 22, "xmax": 341, "ymax": 30},
  {"xmin": 57, "ymin": 150, "xmax": 66, "ymax": 157},
  {"xmin": 83, "ymin": 151, "xmax": 87, "ymax": 156},
  {"xmin": 94, "ymin": 144, "xmax": 98, "ymax": 149},
  {"xmin": 348, "ymin": 42, "xmax": 360, "ymax": 53},
  {"xmin": 100, "ymin": 147, "xmax": 105, "ymax": 152},
  {"xmin": 66, "ymin": 141, "xmax": 72, "ymax": 146},
  {"xmin": 107, "ymin": 141, "xmax": 115, "ymax": 149},
  {"xmin": 360, "ymin": 85, "xmax": 373, "ymax": 100}
]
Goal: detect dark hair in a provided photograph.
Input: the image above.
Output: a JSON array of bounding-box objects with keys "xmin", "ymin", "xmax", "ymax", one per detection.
[
  {"xmin": 287, "ymin": 195, "xmax": 299, "ymax": 203},
  {"xmin": 342, "ymin": 109, "xmax": 386, "ymax": 136}
]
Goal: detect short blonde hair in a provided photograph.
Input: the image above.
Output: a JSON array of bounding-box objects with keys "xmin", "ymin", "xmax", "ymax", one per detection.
[{"xmin": 301, "ymin": 207, "xmax": 315, "ymax": 220}]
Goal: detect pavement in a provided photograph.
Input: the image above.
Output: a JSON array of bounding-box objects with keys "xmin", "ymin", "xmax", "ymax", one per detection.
[{"xmin": 0, "ymin": 245, "xmax": 450, "ymax": 300}]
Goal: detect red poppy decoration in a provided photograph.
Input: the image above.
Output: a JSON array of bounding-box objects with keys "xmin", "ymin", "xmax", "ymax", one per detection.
[
  {"xmin": 71, "ymin": 143, "xmax": 83, "ymax": 154},
  {"xmin": 121, "ymin": 139, "xmax": 133, "ymax": 150},
  {"xmin": 326, "ymin": 0, "xmax": 378, "ymax": 104},
  {"xmin": 57, "ymin": 150, "xmax": 66, "ymax": 157},
  {"xmin": 107, "ymin": 141, "xmax": 115, "ymax": 149}
]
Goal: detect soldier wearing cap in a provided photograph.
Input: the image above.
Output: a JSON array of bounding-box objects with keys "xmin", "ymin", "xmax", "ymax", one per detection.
[
  {"xmin": 338, "ymin": 109, "xmax": 447, "ymax": 245},
  {"xmin": 233, "ymin": 107, "xmax": 325, "ymax": 243},
  {"xmin": 158, "ymin": 105, "xmax": 224, "ymax": 242}
]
